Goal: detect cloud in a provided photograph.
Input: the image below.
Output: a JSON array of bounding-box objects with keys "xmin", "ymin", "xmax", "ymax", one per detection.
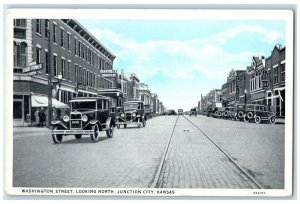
[{"xmin": 89, "ymin": 24, "xmax": 284, "ymax": 84}]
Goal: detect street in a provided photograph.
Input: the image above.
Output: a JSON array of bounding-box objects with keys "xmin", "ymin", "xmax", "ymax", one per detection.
[{"xmin": 13, "ymin": 115, "xmax": 284, "ymax": 189}]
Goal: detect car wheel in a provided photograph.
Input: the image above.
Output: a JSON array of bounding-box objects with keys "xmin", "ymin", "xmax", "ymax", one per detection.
[
  {"xmin": 247, "ymin": 112, "xmax": 254, "ymax": 119},
  {"xmin": 90, "ymin": 124, "xmax": 100, "ymax": 142},
  {"xmin": 269, "ymin": 116, "xmax": 276, "ymax": 124},
  {"xmin": 237, "ymin": 111, "xmax": 244, "ymax": 118},
  {"xmin": 52, "ymin": 126, "xmax": 63, "ymax": 144},
  {"xmin": 75, "ymin": 134, "xmax": 82, "ymax": 139},
  {"xmin": 117, "ymin": 124, "xmax": 120, "ymax": 129},
  {"xmin": 124, "ymin": 124, "xmax": 127, "ymax": 128},
  {"xmin": 244, "ymin": 116, "xmax": 249, "ymax": 123},
  {"xmin": 106, "ymin": 123, "xmax": 114, "ymax": 138},
  {"xmin": 254, "ymin": 115, "xmax": 261, "ymax": 124}
]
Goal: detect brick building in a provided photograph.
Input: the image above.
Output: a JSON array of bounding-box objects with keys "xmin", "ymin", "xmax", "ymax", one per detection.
[
  {"xmin": 225, "ymin": 69, "xmax": 246, "ymax": 107},
  {"xmin": 13, "ymin": 19, "xmax": 115, "ymax": 126}
]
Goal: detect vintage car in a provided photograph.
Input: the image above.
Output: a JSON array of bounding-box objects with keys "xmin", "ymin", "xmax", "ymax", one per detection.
[
  {"xmin": 234, "ymin": 104, "xmax": 246, "ymax": 121},
  {"xmin": 243, "ymin": 104, "xmax": 276, "ymax": 124},
  {"xmin": 144, "ymin": 104, "xmax": 153, "ymax": 120},
  {"xmin": 168, "ymin": 109, "xmax": 177, "ymax": 116},
  {"xmin": 115, "ymin": 100, "xmax": 146, "ymax": 128},
  {"xmin": 189, "ymin": 108, "xmax": 197, "ymax": 116},
  {"xmin": 178, "ymin": 109, "xmax": 184, "ymax": 115},
  {"xmin": 51, "ymin": 96, "xmax": 115, "ymax": 143},
  {"xmin": 226, "ymin": 106, "xmax": 236, "ymax": 120}
]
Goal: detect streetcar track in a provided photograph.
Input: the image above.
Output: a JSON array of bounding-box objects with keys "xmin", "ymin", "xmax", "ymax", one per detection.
[
  {"xmin": 152, "ymin": 115, "xmax": 264, "ymax": 189},
  {"xmin": 182, "ymin": 115, "xmax": 264, "ymax": 189},
  {"xmin": 150, "ymin": 116, "xmax": 179, "ymax": 188}
]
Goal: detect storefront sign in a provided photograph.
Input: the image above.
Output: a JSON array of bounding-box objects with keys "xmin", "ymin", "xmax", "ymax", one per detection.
[
  {"xmin": 262, "ymin": 80, "xmax": 270, "ymax": 88},
  {"xmin": 23, "ymin": 63, "xmax": 43, "ymax": 73},
  {"xmin": 102, "ymin": 73, "xmax": 117, "ymax": 78}
]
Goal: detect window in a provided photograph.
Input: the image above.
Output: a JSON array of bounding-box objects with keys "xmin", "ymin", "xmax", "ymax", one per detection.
[
  {"xmin": 281, "ymin": 63, "xmax": 285, "ymax": 82},
  {"xmin": 53, "ymin": 23, "xmax": 57, "ymax": 43},
  {"xmin": 45, "ymin": 19, "xmax": 50, "ymax": 39},
  {"xmin": 78, "ymin": 41, "xmax": 81, "ymax": 57},
  {"xmin": 61, "ymin": 58, "xmax": 65, "ymax": 79},
  {"xmin": 53, "ymin": 55, "xmax": 57, "ymax": 76},
  {"xmin": 60, "ymin": 29, "xmax": 64, "ymax": 47},
  {"xmin": 67, "ymin": 33, "xmax": 71, "ymax": 51},
  {"xmin": 67, "ymin": 61, "xmax": 71, "ymax": 80},
  {"xmin": 82, "ymin": 44, "xmax": 85, "ymax": 59},
  {"xmin": 36, "ymin": 19, "xmax": 41, "ymax": 34},
  {"xmin": 74, "ymin": 38, "xmax": 78, "ymax": 55},
  {"xmin": 45, "ymin": 50, "xmax": 49, "ymax": 74},
  {"xmin": 79, "ymin": 67, "xmax": 82, "ymax": 84},
  {"xmin": 75, "ymin": 65, "xmax": 78, "ymax": 83},
  {"xmin": 273, "ymin": 66, "xmax": 279, "ymax": 84},
  {"xmin": 14, "ymin": 19, "xmax": 26, "ymax": 27},
  {"xmin": 89, "ymin": 49, "xmax": 92, "ymax": 64},
  {"xmin": 36, "ymin": 46, "xmax": 41, "ymax": 64},
  {"xmin": 14, "ymin": 42, "xmax": 27, "ymax": 67}
]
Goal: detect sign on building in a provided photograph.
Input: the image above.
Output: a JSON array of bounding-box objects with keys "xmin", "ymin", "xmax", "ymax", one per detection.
[
  {"xmin": 22, "ymin": 63, "xmax": 43, "ymax": 73},
  {"xmin": 262, "ymin": 80, "xmax": 270, "ymax": 88}
]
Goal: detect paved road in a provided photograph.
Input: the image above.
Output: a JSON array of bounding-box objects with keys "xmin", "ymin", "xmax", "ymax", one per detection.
[{"xmin": 13, "ymin": 115, "xmax": 284, "ymax": 189}]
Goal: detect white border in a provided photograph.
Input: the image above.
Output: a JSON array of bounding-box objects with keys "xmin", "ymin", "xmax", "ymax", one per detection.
[{"xmin": 4, "ymin": 8, "xmax": 294, "ymax": 197}]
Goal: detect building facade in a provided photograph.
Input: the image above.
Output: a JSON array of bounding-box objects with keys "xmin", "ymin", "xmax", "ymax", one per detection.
[
  {"xmin": 225, "ymin": 70, "xmax": 246, "ymax": 107},
  {"xmin": 13, "ymin": 19, "xmax": 116, "ymax": 126},
  {"xmin": 137, "ymin": 83, "xmax": 151, "ymax": 105}
]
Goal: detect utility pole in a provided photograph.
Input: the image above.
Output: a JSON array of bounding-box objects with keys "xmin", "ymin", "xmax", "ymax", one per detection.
[{"xmin": 47, "ymin": 19, "xmax": 53, "ymax": 129}]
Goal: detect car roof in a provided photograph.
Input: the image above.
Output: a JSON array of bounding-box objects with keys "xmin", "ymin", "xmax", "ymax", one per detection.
[{"xmin": 69, "ymin": 96, "xmax": 111, "ymax": 103}]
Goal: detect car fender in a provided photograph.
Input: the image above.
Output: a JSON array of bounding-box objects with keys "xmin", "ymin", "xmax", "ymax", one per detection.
[
  {"xmin": 106, "ymin": 117, "xmax": 112, "ymax": 129},
  {"xmin": 51, "ymin": 120, "xmax": 68, "ymax": 129}
]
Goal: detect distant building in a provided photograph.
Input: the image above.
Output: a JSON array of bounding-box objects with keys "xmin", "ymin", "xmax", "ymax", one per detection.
[
  {"xmin": 137, "ymin": 83, "xmax": 151, "ymax": 105},
  {"xmin": 226, "ymin": 69, "xmax": 246, "ymax": 107}
]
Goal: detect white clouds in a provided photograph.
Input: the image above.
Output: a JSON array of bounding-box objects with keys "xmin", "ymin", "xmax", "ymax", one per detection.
[{"xmin": 89, "ymin": 23, "xmax": 284, "ymax": 86}]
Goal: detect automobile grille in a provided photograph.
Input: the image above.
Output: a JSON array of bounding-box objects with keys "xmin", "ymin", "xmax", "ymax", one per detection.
[
  {"xmin": 70, "ymin": 113, "xmax": 82, "ymax": 129},
  {"xmin": 125, "ymin": 113, "xmax": 132, "ymax": 121}
]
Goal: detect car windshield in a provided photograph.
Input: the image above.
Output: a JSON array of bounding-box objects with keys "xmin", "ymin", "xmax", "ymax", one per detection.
[
  {"xmin": 71, "ymin": 101, "xmax": 96, "ymax": 111},
  {"xmin": 124, "ymin": 103, "xmax": 139, "ymax": 111}
]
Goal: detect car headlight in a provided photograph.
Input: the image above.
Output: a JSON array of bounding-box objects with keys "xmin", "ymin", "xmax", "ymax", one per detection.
[
  {"xmin": 121, "ymin": 113, "xmax": 125, "ymax": 117},
  {"xmin": 137, "ymin": 114, "xmax": 141, "ymax": 117},
  {"xmin": 82, "ymin": 115, "xmax": 88, "ymax": 122},
  {"xmin": 63, "ymin": 115, "xmax": 70, "ymax": 122},
  {"xmin": 132, "ymin": 113, "xmax": 136, "ymax": 117}
]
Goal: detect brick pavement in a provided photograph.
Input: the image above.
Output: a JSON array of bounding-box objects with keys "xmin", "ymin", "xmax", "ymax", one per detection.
[
  {"xmin": 13, "ymin": 116, "xmax": 177, "ymax": 188},
  {"xmin": 157, "ymin": 116, "xmax": 258, "ymax": 189}
]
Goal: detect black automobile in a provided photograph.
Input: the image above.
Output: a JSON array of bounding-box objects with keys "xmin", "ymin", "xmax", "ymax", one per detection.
[
  {"xmin": 51, "ymin": 96, "xmax": 115, "ymax": 143},
  {"xmin": 244, "ymin": 104, "xmax": 276, "ymax": 124},
  {"xmin": 144, "ymin": 104, "xmax": 153, "ymax": 120},
  {"xmin": 115, "ymin": 100, "xmax": 146, "ymax": 128},
  {"xmin": 189, "ymin": 108, "xmax": 197, "ymax": 117},
  {"xmin": 168, "ymin": 109, "xmax": 177, "ymax": 116}
]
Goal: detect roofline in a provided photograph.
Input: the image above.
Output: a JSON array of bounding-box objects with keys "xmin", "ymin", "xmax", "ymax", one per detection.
[{"xmin": 62, "ymin": 19, "xmax": 116, "ymax": 60}]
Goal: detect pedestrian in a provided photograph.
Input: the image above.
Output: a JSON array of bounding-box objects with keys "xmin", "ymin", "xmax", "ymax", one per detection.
[
  {"xmin": 34, "ymin": 108, "xmax": 40, "ymax": 127},
  {"xmin": 39, "ymin": 107, "xmax": 46, "ymax": 127}
]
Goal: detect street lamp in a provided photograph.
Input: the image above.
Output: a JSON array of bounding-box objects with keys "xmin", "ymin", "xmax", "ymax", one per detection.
[{"xmin": 47, "ymin": 73, "xmax": 62, "ymax": 128}]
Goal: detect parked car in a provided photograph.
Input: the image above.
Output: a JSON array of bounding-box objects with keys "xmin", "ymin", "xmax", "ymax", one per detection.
[
  {"xmin": 115, "ymin": 100, "xmax": 146, "ymax": 128},
  {"xmin": 189, "ymin": 108, "xmax": 197, "ymax": 116},
  {"xmin": 144, "ymin": 104, "xmax": 153, "ymax": 120},
  {"xmin": 51, "ymin": 96, "xmax": 115, "ymax": 143},
  {"xmin": 243, "ymin": 104, "xmax": 276, "ymax": 124},
  {"xmin": 178, "ymin": 109, "xmax": 184, "ymax": 115}
]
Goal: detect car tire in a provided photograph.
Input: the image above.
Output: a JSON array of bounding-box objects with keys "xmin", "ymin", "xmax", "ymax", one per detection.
[
  {"xmin": 254, "ymin": 115, "xmax": 261, "ymax": 124},
  {"xmin": 124, "ymin": 124, "xmax": 127, "ymax": 128},
  {"xmin": 106, "ymin": 123, "xmax": 114, "ymax": 138},
  {"xmin": 269, "ymin": 116, "xmax": 276, "ymax": 124},
  {"xmin": 52, "ymin": 126, "xmax": 63, "ymax": 144},
  {"xmin": 238, "ymin": 111, "xmax": 244, "ymax": 118},
  {"xmin": 247, "ymin": 112, "xmax": 254, "ymax": 119},
  {"xmin": 90, "ymin": 124, "xmax": 100, "ymax": 142},
  {"xmin": 75, "ymin": 134, "xmax": 82, "ymax": 139},
  {"xmin": 244, "ymin": 116, "xmax": 249, "ymax": 123},
  {"xmin": 117, "ymin": 124, "xmax": 120, "ymax": 129}
]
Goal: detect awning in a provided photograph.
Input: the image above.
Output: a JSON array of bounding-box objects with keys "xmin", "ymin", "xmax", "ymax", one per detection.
[{"xmin": 31, "ymin": 94, "xmax": 69, "ymax": 108}]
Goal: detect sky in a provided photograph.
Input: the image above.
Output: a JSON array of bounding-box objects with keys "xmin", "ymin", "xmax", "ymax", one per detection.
[{"xmin": 78, "ymin": 19, "xmax": 285, "ymax": 111}]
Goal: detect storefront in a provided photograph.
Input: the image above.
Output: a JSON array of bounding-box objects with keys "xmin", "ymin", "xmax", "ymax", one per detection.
[{"xmin": 266, "ymin": 88, "xmax": 285, "ymax": 117}]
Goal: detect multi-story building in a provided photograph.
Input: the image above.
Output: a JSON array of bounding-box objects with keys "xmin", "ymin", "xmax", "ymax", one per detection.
[
  {"xmin": 265, "ymin": 45, "xmax": 286, "ymax": 117},
  {"xmin": 226, "ymin": 69, "xmax": 246, "ymax": 107},
  {"xmin": 206, "ymin": 89, "xmax": 222, "ymax": 108},
  {"xmin": 125, "ymin": 73, "xmax": 140, "ymax": 101},
  {"xmin": 151, "ymin": 93, "xmax": 158, "ymax": 115},
  {"xmin": 221, "ymin": 83, "xmax": 228, "ymax": 107},
  {"xmin": 137, "ymin": 83, "xmax": 151, "ymax": 105},
  {"xmin": 13, "ymin": 19, "xmax": 115, "ymax": 126}
]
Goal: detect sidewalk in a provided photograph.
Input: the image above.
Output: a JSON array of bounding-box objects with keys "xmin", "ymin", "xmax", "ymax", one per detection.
[{"xmin": 13, "ymin": 126, "xmax": 51, "ymax": 134}]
